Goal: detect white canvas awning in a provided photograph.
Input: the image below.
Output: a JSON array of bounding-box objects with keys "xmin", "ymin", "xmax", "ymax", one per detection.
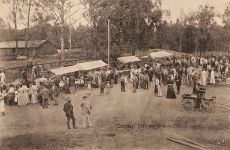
[
  {"xmin": 75, "ymin": 60, "xmax": 107, "ymax": 70},
  {"xmin": 117, "ymin": 56, "xmax": 141, "ymax": 64},
  {"xmin": 50, "ymin": 65, "xmax": 80, "ymax": 75},
  {"xmin": 149, "ymin": 51, "xmax": 172, "ymax": 59}
]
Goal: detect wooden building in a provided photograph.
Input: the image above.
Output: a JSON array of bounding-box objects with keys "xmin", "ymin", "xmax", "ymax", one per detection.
[{"xmin": 0, "ymin": 40, "xmax": 57, "ymax": 59}]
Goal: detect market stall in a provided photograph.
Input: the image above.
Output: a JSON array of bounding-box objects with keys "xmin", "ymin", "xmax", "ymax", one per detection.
[
  {"xmin": 50, "ymin": 65, "xmax": 81, "ymax": 75},
  {"xmin": 117, "ymin": 56, "xmax": 141, "ymax": 64},
  {"xmin": 74, "ymin": 60, "xmax": 108, "ymax": 88},
  {"xmin": 149, "ymin": 51, "xmax": 173, "ymax": 59},
  {"xmin": 75, "ymin": 60, "xmax": 107, "ymax": 70}
]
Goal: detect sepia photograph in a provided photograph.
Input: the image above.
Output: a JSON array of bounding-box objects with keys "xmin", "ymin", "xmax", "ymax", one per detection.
[{"xmin": 0, "ymin": 0, "xmax": 230, "ymax": 149}]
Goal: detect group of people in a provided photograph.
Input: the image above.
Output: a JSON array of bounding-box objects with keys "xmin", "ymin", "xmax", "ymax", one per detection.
[
  {"xmin": 116, "ymin": 53, "xmax": 230, "ymax": 100},
  {"xmin": 63, "ymin": 95, "xmax": 92, "ymax": 129},
  {"xmin": 0, "ymin": 79, "xmax": 59, "ymax": 109},
  {"xmin": 1, "ymin": 53, "xmax": 229, "ymax": 131}
]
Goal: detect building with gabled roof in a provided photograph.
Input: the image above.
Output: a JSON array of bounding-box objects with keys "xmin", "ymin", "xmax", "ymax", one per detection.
[{"xmin": 0, "ymin": 40, "xmax": 57, "ymax": 59}]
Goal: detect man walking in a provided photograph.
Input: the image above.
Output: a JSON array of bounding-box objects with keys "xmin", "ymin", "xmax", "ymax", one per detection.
[
  {"xmin": 63, "ymin": 98, "xmax": 76, "ymax": 129},
  {"xmin": 80, "ymin": 95, "xmax": 92, "ymax": 128},
  {"xmin": 175, "ymin": 72, "xmax": 182, "ymax": 94},
  {"xmin": 40, "ymin": 84, "xmax": 50, "ymax": 109}
]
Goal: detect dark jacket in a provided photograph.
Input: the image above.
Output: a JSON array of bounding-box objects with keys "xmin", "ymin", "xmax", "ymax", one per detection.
[{"xmin": 63, "ymin": 102, "xmax": 74, "ymax": 117}]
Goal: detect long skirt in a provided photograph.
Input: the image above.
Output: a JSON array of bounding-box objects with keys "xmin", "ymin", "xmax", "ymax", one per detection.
[
  {"xmin": 18, "ymin": 93, "xmax": 27, "ymax": 106},
  {"xmin": 133, "ymin": 82, "xmax": 137, "ymax": 92},
  {"xmin": 166, "ymin": 85, "xmax": 176, "ymax": 99},
  {"xmin": 157, "ymin": 85, "xmax": 162, "ymax": 97},
  {"xmin": 121, "ymin": 81, "xmax": 125, "ymax": 92},
  {"xmin": 154, "ymin": 84, "xmax": 158, "ymax": 95},
  {"xmin": 31, "ymin": 92, "xmax": 38, "ymax": 104}
]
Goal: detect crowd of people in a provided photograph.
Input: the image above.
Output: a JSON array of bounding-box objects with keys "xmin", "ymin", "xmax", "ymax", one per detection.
[
  {"xmin": 116, "ymin": 53, "xmax": 230, "ymax": 100},
  {"xmin": 0, "ymin": 53, "xmax": 229, "ymax": 128}
]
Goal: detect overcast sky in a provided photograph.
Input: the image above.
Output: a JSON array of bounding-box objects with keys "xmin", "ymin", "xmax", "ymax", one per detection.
[
  {"xmin": 161, "ymin": 0, "xmax": 229, "ymax": 24},
  {"xmin": 0, "ymin": 0, "xmax": 229, "ymax": 28}
]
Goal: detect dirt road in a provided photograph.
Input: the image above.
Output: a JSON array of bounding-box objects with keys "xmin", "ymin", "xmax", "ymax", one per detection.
[{"xmin": 0, "ymin": 80, "xmax": 230, "ymax": 150}]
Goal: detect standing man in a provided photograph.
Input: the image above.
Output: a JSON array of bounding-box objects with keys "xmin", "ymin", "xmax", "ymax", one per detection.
[
  {"xmin": 120, "ymin": 74, "xmax": 125, "ymax": 92},
  {"xmin": 50, "ymin": 82, "xmax": 59, "ymax": 106},
  {"xmin": 132, "ymin": 74, "xmax": 138, "ymax": 93},
  {"xmin": 63, "ymin": 98, "xmax": 76, "ymax": 129},
  {"xmin": 40, "ymin": 84, "xmax": 50, "ymax": 109},
  {"xmin": 192, "ymin": 72, "xmax": 199, "ymax": 94},
  {"xmin": 175, "ymin": 72, "xmax": 182, "ymax": 94},
  {"xmin": 80, "ymin": 95, "xmax": 92, "ymax": 128},
  {"xmin": 144, "ymin": 72, "xmax": 149, "ymax": 90}
]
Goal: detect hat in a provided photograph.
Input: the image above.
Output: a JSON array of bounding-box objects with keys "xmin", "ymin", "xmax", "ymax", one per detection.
[
  {"xmin": 83, "ymin": 95, "xmax": 87, "ymax": 99},
  {"xmin": 66, "ymin": 97, "xmax": 71, "ymax": 101}
]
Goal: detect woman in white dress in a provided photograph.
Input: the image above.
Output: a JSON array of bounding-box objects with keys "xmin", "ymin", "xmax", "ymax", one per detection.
[
  {"xmin": 0, "ymin": 71, "xmax": 6, "ymax": 85},
  {"xmin": 22, "ymin": 83, "xmax": 29, "ymax": 105},
  {"xmin": 210, "ymin": 68, "xmax": 215, "ymax": 84},
  {"xmin": 18, "ymin": 84, "xmax": 26, "ymax": 106},
  {"xmin": 14, "ymin": 89, "xmax": 18, "ymax": 105},
  {"xmin": 0, "ymin": 96, "xmax": 5, "ymax": 116},
  {"xmin": 200, "ymin": 68, "xmax": 207, "ymax": 86},
  {"xmin": 31, "ymin": 82, "xmax": 38, "ymax": 104},
  {"xmin": 225, "ymin": 63, "xmax": 229, "ymax": 78},
  {"xmin": 155, "ymin": 77, "xmax": 162, "ymax": 97}
]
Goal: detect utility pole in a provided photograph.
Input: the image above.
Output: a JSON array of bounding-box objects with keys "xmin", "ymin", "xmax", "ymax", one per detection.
[
  {"xmin": 60, "ymin": 0, "xmax": 65, "ymax": 61},
  {"xmin": 108, "ymin": 19, "xmax": 110, "ymax": 69},
  {"xmin": 229, "ymin": 42, "xmax": 230, "ymax": 58},
  {"xmin": 69, "ymin": 10, "xmax": 72, "ymax": 50}
]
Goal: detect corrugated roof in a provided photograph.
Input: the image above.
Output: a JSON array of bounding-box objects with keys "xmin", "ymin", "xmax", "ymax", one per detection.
[{"xmin": 0, "ymin": 40, "xmax": 47, "ymax": 49}]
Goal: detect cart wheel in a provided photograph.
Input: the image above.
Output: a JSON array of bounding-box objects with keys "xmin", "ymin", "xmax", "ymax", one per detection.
[
  {"xmin": 200, "ymin": 101, "xmax": 213, "ymax": 113},
  {"xmin": 181, "ymin": 99, "xmax": 195, "ymax": 111}
]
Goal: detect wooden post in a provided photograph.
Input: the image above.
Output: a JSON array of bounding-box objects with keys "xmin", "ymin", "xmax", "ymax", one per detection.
[
  {"xmin": 172, "ymin": 133, "xmax": 212, "ymax": 150},
  {"xmin": 167, "ymin": 137, "xmax": 208, "ymax": 150}
]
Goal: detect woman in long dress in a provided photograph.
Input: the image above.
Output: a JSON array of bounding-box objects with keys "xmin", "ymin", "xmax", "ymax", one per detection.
[
  {"xmin": 31, "ymin": 82, "xmax": 38, "ymax": 104},
  {"xmin": 210, "ymin": 68, "xmax": 215, "ymax": 84},
  {"xmin": 0, "ymin": 96, "xmax": 5, "ymax": 116},
  {"xmin": 154, "ymin": 76, "xmax": 162, "ymax": 97},
  {"xmin": 22, "ymin": 83, "xmax": 29, "ymax": 105},
  {"xmin": 14, "ymin": 89, "xmax": 18, "ymax": 105},
  {"xmin": 18, "ymin": 84, "xmax": 26, "ymax": 106},
  {"xmin": 166, "ymin": 75, "xmax": 176, "ymax": 99},
  {"xmin": 200, "ymin": 68, "xmax": 207, "ymax": 86}
]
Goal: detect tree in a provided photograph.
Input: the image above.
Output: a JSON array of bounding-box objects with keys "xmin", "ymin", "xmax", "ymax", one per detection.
[
  {"xmin": 197, "ymin": 5, "xmax": 215, "ymax": 54},
  {"xmin": 82, "ymin": 0, "xmax": 164, "ymax": 55},
  {"xmin": 2, "ymin": 0, "xmax": 24, "ymax": 52},
  {"xmin": 222, "ymin": 2, "xmax": 230, "ymax": 54},
  {"xmin": 183, "ymin": 5, "xmax": 215, "ymax": 55},
  {"xmin": 23, "ymin": 0, "xmax": 33, "ymax": 58},
  {"xmin": 37, "ymin": 0, "xmax": 81, "ymax": 61}
]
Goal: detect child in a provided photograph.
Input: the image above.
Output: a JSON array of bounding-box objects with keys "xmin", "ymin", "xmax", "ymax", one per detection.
[
  {"xmin": 87, "ymin": 80, "xmax": 91, "ymax": 95},
  {"xmin": 0, "ymin": 95, "xmax": 5, "ymax": 116},
  {"xmin": 106, "ymin": 81, "xmax": 111, "ymax": 95}
]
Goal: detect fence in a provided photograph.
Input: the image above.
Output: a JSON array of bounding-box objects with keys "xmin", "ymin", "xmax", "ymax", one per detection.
[{"xmin": 4, "ymin": 58, "xmax": 93, "ymax": 83}]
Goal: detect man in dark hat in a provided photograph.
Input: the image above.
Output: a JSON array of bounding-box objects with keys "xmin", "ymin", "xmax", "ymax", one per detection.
[
  {"xmin": 175, "ymin": 72, "xmax": 182, "ymax": 94},
  {"xmin": 63, "ymin": 98, "xmax": 76, "ymax": 129}
]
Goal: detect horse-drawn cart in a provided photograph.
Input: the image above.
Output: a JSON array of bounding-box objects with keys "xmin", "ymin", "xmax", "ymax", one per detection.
[{"xmin": 181, "ymin": 88, "xmax": 216, "ymax": 112}]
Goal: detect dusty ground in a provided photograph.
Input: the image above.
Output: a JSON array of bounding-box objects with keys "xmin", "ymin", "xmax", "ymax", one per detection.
[{"xmin": 0, "ymin": 79, "xmax": 230, "ymax": 150}]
